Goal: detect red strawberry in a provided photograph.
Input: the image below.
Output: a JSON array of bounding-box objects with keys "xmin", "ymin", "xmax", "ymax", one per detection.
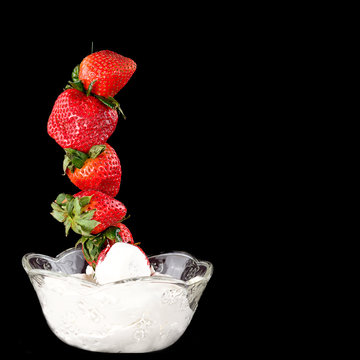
[
  {"xmin": 47, "ymin": 88, "xmax": 118, "ymax": 153},
  {"xmin": 64, "ymin": 143, "xmax": 121, "ymax": 197},
  {"xmin": 113, "ymin": 222, "xmax": 134, "ymax": 244},
  {"xmin": 79, "ymin": 50, "xmax": 136, "ymax": 98},
  {"xmin": 96, "ymin": 242, "xmax": 112, "ymax": 266},
  {"xmin": 50, "ymin": 190, "xmax": 127, "ymax": 236}
]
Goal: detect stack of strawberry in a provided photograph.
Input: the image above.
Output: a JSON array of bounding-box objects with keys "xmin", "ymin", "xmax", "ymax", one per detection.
[{"xmin": 48, "ymin": 50, "xmax": 139, "ymax": 268}]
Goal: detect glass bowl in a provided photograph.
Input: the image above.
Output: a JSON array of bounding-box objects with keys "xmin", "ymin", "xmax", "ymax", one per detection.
[{"xmin": 22, "ymin": 247, "xmax": 213, "ymax": 353}]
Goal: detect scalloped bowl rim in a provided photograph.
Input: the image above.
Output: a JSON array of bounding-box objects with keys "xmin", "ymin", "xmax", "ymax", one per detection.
[{"xmin": 22, "ymin": 247, "xmax": 213, "ymax": 288}]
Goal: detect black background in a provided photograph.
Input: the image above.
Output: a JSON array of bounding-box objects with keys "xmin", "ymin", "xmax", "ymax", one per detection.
[{"xmin": 3, "ymin": 9, "xmax": 239, "ymax": 359}]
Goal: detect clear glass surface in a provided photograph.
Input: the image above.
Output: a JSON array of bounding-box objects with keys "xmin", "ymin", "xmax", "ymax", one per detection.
[{"xmin": 22, "ymin": 247, "xmax": 213, "ymax": 353}]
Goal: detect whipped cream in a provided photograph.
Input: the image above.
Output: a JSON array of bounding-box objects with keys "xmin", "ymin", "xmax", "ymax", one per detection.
[
  {"xmin": 34, "ymin": 270, "xmax": 195, "ymax": 353},
  {"xmin": 95, "ymin": 242, "xmax": 151, "ymax": 285}
]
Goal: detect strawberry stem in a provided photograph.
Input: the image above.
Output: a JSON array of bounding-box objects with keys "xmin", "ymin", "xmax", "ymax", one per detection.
[{"xmin": 120, "ymin": 214, "xmax": 131, "ymax": 222}]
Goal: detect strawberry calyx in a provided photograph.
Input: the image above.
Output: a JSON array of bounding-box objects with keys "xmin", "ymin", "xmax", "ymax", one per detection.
[
  {"xmin": 75, "ymin": 226, "xmax": 124, "ymax": 268},
  {"xmin": 50, "ymin": 193, "xmax": 100, "ymax": 237},
  {"xmin": 63, "ymin": 144, "xmax": 106, "ymax": 173},
  {"xmin": 65, "ymin": 65, "xmax": 126, "ymax": 120}
]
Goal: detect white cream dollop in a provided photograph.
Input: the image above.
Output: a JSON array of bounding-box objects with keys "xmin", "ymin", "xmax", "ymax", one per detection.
[{"xmin": 95, "ymin": 242, "xmax": 151, "ymax": 285}]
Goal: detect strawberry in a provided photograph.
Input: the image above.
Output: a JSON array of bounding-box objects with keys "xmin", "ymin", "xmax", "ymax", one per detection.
[
  {"xmin": 113, "ymin": 222, "xmax": 134, "ymax": 244},
  {"xmin": 96, "ymin": 242, "xmax": 113, "ymax": 266},
  {"xmin": 47, "ymin": 88, "xmax": 118, "ymax": 153},
  {"xmin": 78, "ymin": 50, "xmax": 136, "ymax": 98},
  {"xmin": 50, "ymin": 190, "xmax": 127, "ymax": 237},
  {"xmin": 64, "ymin": 143, "xmax": 121, "ymax": 197}
]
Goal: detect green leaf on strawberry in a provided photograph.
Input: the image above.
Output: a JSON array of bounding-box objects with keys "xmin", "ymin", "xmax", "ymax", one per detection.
[
  {"xmin": 63, "ymin": 145, "xmax": 106, "ymax": 173},
  {"xmin": 50, "ymin": 203, "xmax": 66, "ymax": 222},
  {"xmin": 103, "ymin": 226, "xmax": 123, "ymax": 242},
  {"xmin": 64, "ymin": 66, "xmax": 83, "ymax": 92},
  {"xmin": 78, "ymin": 196, "xmax": 92, "ymax": 207},
  {"xmin": 86, "ymin": 80, "xmax": 97, "ymax": 96},
  {"xmin": 66, "ymin": 80, "xmax": 85, "ymax": 92},
  {"xmin": 94, "ymin": 95, "xmax": 126, "ymax": 120},
  {"xmin": 64, "ymin": 148, "xmax": 89, "ymax": 170},
  {"xmin": 75, "ymin": 226, "xmax": 123, "ymax": 268},
  {"xmin": 50, "ymin": 193, "xmax": 100, "ymax": 236},
  {"xmin": 72, "ymin": 65, "xmax": 80, "ymax": 82},
  {"xmin": 88, "ymin": 145, "xmax": 106, "ymax": 159}
]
